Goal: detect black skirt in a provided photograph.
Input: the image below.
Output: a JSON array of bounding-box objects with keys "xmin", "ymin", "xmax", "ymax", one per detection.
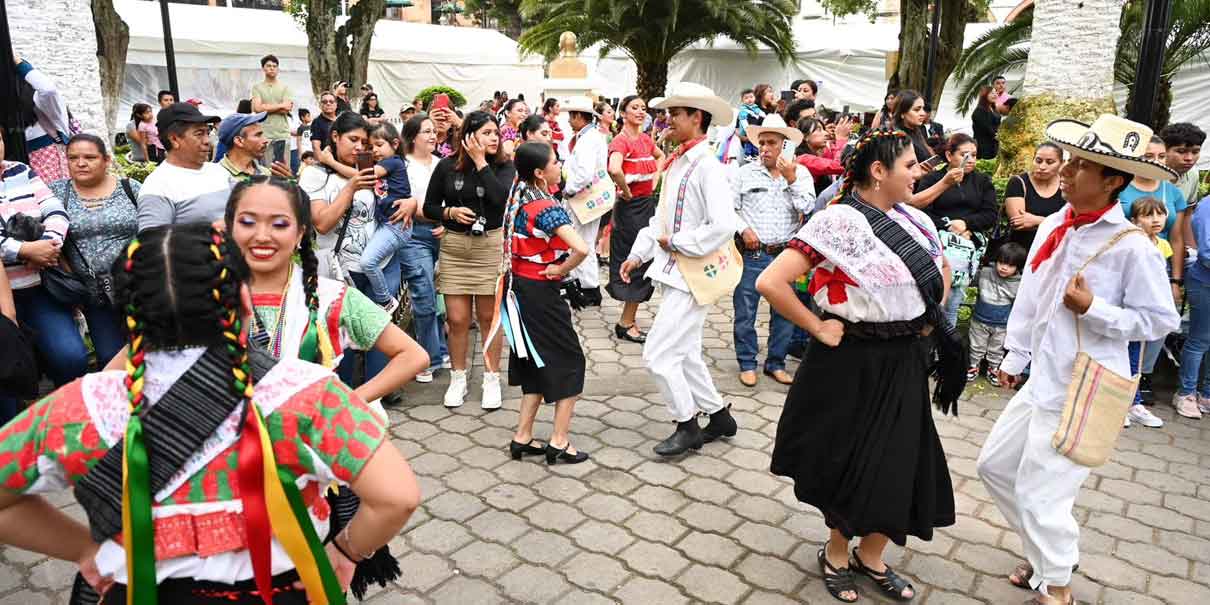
[
  {"xmin": 98, "ymin": 571, "xmax": 306, "ymax": 604},
  {"xmin": 770, "ymin": 333, "xmax": 955, "ymax": 545},
  {"xmin": 606, "ymin": 195, "xmax": 657, "ymax": 302},
  {"xmin": 508, "ymin": 275, "xmax": 586, "ymax": 402}
]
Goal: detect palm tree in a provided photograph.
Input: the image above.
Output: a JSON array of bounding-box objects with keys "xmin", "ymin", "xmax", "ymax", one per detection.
[
  {"xmin": 953, "ymin": 0, "xmax": 1210, "ymax": 127},
  {"xmin": 517, "ymin": 0, "xmax": 798, "ymax": 100}
]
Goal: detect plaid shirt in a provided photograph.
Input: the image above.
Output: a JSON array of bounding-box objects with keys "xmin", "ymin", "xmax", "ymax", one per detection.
[{"xmin": 732, "ymin": 160, "xmax": 816, "ymax": 245}]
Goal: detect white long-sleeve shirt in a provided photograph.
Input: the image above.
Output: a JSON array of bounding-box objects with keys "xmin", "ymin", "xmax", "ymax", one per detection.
[
  {"xmin": 1000, "ymin": 203, "xmax": 1180, "ymax": 411},
  {"xmin": 562, "ymin": 125, "xmax": 608, "ymax": 199},
  {"xmin": 732, "ymin": 160, "xmax": 816, "ymax": 245},
  {"xmin": 629, "ymin": 141, "xmax": 738, "ymax": 293}
]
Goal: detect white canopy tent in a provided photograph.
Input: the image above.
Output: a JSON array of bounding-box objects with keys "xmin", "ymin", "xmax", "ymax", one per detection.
[{"xmin": 114, "ymin": 0, "xmax": 545, "ymax": 127}]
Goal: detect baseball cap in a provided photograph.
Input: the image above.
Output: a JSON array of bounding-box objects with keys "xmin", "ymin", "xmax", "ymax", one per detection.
[
  {"xmin": 217, "ymin": 112, "xmax": 269, "ymax": 147},
  {"xmin": 156, "ymin": 102, "xmax": 220, "ymax": 133},
  {"xmin": 185, "ymin": 98, "xmax": 203, "ymax": 106}
]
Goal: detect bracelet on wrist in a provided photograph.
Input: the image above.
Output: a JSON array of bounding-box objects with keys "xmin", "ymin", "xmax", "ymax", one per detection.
[
  {"xmin": 339, "ymin": 524, "xmax": 375, "ymax": 561},
  {"xmin": 331, "ymin": 536, "xmax": 359, "ymax": 563},
  {"xmin": 1171, "ymin": 278, "xmax": 1184, "ymax": 285}
]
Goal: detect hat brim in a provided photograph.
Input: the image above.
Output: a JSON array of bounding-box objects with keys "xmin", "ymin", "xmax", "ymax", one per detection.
[
  {"xmin": 563, "ymin": 105, "xmax": 599, "ymax": 117},
  {"xmin": 747, "ymin": 125, "xmax": 803, "ymax": 147},
  {"xmin": 1045, "ymin": 119, "xmax": 1177, "ymax": 182},
  {"xmin": 654, "ymin": 95, "xmax": 734, "ymax": 127}
]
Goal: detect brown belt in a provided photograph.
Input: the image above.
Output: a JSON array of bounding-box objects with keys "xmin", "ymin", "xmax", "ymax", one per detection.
[{"xmin": 735, "ymin": 236, "xmax": 787, "ymax": 256}]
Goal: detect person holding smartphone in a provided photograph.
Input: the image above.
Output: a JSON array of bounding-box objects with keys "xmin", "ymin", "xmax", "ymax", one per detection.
[
  {"xmin": 909, "ymin": 133, "xmax": 998, "ymax": 327},
  {"xmin": 422, "ymin": 111, "xmax": 517, "ymax": 410}
]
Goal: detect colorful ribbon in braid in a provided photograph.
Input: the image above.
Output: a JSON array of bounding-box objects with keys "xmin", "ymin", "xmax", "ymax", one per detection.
[
  {"xmin": 298, "ymin": 236, "xmax": 336, "ymax": 367},
  {"xmin": 830, "ymin": 130, "xmax": 910, "ymax": 206},
  {"xmin": 482, "ymin": 177, "xmax": 523, "ymax": 373}
]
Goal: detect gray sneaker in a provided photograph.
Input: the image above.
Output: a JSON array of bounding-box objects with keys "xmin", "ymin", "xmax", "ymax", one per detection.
[{"xmin": 1172, "ymin": 393, "xmax": 1203, "ymax": 419}]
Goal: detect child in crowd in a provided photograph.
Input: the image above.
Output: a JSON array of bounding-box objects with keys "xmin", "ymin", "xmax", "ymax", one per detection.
[
  {"xmin": 360, "ymin": 122, "xmax": 415, "ymax": 313},
  {"xmin": 968, "ymin": 242, "xmax": 1026, "ymax": 386},
  {"xmin": 1126, "ymin": 196, "xmax": 1172, "ymax": 427}
]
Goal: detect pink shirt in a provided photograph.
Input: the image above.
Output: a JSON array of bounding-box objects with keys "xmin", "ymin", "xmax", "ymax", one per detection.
[{"xmin": 139, "ymin": 121, "xmax": 163, "ymax": 150}]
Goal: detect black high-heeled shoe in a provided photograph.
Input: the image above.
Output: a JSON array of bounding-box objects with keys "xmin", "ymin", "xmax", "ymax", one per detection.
[
  {"xmin": 545, "ymin": 443, "xmax": 590, "ymax": 465},
  {"xmin": 509, "ymin": 440, "xmax": 546, "ymax": 460},
  {"xmin": 614, "ymin": 323, "xmax": 646, "ymax": 343}
]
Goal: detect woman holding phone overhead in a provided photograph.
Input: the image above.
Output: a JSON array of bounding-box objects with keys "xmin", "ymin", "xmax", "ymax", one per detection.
[
  {"xmin": 422, "ymin": 111, "xmax": 517, "ymax": 411},
  {"xmin": 910, "ymin": 133, "xmax": 998, "ymax": 327}
]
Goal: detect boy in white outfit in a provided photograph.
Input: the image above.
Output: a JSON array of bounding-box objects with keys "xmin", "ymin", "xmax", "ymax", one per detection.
[
  {"xmin": 620, "ymin": 83, "xmax": 739, "ymax": 457},
  {"xmin": 977, "ymin": 115, "xmax": 1180, "ymax": 605},
  {"xmin": 561, "ymin": 97, "xmax": 610, "ymax": 307}
]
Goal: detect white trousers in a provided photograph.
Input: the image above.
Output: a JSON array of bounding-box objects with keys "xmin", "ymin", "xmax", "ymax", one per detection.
[
  {"xmin": 568, "ymin": 212, "xmax": 602, "ymax": 288},
  {"xmin": 643, "ymin": 286, "xmax": 726, "ymax": 422},
  {"xmin": 976, "ymin": 389, "xmax": 1090, "ymax": 595}
]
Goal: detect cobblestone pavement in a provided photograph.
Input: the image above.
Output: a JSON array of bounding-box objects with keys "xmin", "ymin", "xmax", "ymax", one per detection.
[{"xmin": 3, "ymin": 288, "xmax": 1210, "ymax": 605}]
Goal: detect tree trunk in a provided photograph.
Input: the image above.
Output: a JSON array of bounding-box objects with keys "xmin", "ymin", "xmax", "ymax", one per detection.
[
  {"xmin": 890, "ymin": 0, "xmax": 965, "ymax": 105},
  {"xmin": 635, "ymin": 61, "xmax": 668, "ymax": 102},
  {"xmin": 302, "ymin": 0, "xmax": 384, "ymax": 99},
  {"xmin": 91, "ymin": 0, "xmax": 128, "ymax": 139}
]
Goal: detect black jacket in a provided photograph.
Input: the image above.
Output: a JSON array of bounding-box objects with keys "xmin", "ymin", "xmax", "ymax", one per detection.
[{"xmin": 916, "ymin": 168, "xmax": 998, "ymax": 233}]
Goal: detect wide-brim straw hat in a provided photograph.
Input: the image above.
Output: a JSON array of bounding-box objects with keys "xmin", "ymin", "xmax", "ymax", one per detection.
[
  {"xmin": 653, "ymin": 82, "xmax": 734, "ymax": 126},
  {"xmin": 747, "ymin": 114, "xmax": 803, "ymax": 147},
  {"xmin": 1045, "ymin": 115, "xmax": 1177, "ymax": 182},
  {"xmin": 561, "ymin": 96, "xmax": 599, "ymax": 117}
]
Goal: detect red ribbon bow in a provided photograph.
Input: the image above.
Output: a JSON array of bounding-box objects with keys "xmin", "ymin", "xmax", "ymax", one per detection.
[{"xmin": 808, "ymin": 266, "xmax": 858, "ymax": 305}]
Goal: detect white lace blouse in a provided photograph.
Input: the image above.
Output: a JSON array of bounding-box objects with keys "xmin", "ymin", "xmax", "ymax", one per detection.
[{"xmin": 789, "ymin": 203, "xmax": 944, "ymax": 323}]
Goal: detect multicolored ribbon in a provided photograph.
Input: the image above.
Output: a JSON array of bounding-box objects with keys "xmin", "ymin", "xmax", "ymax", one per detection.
[{"xmin": 121, "ymin": 327, "xmax": 156, "ymax": 605}]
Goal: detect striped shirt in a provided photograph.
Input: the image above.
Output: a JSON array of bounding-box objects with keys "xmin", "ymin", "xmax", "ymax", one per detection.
[{"xmin": 0, "ymin": 161, "xmax": 69, "ymax": 288}]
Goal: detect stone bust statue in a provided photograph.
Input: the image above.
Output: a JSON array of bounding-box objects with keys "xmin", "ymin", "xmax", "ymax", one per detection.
[{"xmin": 549, "ymin": 31, "xmax": 588, "ymax": 79}]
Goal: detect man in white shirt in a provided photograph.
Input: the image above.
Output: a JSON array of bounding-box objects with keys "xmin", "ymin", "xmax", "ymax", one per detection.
[
  {"xmin": 977, "ymin": 115, "xmax": 1181, "ymax": 605},
  {"xmin": 732, "ymin": 114, "xmax": 815, "ymax": 387},
  {"xmin": 620, "ymin": 83, "xmax": 739, "ymax": 457},
  {"xmin": 560, "ymin": 97, "xmax": 610, "ymax": 307},
  {"xmin": 137, "ymin": 103, "xmax": 228, "ymax": 232}
]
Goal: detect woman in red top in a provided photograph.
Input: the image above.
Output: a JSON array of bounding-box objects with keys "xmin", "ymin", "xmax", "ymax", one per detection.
[
  {"xmin": 542, "ymin": 98, "xmax": 565, "ymax": 150},
  {"xmin": 605, "ymin": 95, "xmax": 664, "ymax": 343},
  {"xmin": 501, "ymin": 142, "xmax": 592, "ymax": 465},
  {"xmin": 795, "ymin": 116, "xmax": 854, "ymax": 195}
]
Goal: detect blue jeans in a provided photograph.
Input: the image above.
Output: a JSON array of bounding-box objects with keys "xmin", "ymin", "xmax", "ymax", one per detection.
[
  {"xmin": 339, "ymin": 264, "xmax": 401, "ymax": 388},
  {"xmin": 82, "ymin": 304, "xmax": 125, "ymax": 368},
  {"xmin": 732, "ymin": 249, "xmax": 793, "ymax": 372},
  {"xmin": 1178, "ymin": 278, "xmax": 1210, "ymax": 397},
  {"xmin": 290, "ymin": 148, "xmax": 299, "ymax": 175},
  {"xmin": 399, "ymin": 224, "xmax": 447, "ymax": 371},
  {"xmin": 361, "ymin": 222, "xmax": 412, "ymax": 304},
  {"xmin": 15, "ymin": 285, "xmax": 88, "ymax": 385},
  {"xmin": 1128, "ymin": 340, "xmax": 1165, "ymax": 405},
  {"xmin": 788, "ymin": 288, "xmax": 814, "ymax": 352},
  {"xmin": 944, "ymin": 278, "xmax": 966, "ymax": 329}
]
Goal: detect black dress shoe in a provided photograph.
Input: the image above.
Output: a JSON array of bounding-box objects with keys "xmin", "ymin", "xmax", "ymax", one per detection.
[
  {"xmin": 614, "ymin": 323, "xmax": 647, "ymax": 343},
  {"xmin": 654, "ymin": 419, "xmax": 704, "ymax": 456},
  {"xmin": 545, "ymin": 443, "xmax": 590, "ymax": 465},
  {"xmin": 580, "ymin": 286, "xmax": 603, "ymax": 307},
  {"xmin": 561, "ymin": 280, "xmax": 588, "ymax": 310},
  {"xmin": 702, "ymin": 405, "xmax": 738, "ymax": 443},
  {"xmin": 509, "ymin": 439, "xmax": 546, "ymax": 460},
  {"xmin": 1138, "ymin": 374, "xmax": 1155, "ymax": 405}
]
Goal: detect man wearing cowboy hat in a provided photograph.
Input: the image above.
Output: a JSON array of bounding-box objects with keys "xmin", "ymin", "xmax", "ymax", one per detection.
[
  {"xmin": 620, "ymin": 82, "xmax": 740, "ymax": 456},
  {"xmin": 561, "ymin": 96, "xmax": 610, "ymax": 308},
  {"xmin": 977, "ymin": 115, "xmax": 1180, "ymax": 605},
  {"xmin": 732, "ymin": 114, "xmax": 816, "ymax": 387}
]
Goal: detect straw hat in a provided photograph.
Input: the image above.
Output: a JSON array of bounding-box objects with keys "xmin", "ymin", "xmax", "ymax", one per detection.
[
  {"xmin": 561, "ymin": 95, "xmax": 599, "ymax": 116},
  {"xmin": 1045, "ymin": 115, "xmax": 1177, "ymax": 182},
  {"xmin": 747, "ymin": 114, "xmax": 803, "ymax": 147},
  {"xmin": 652, "ymin": 82, "xmax": 734, "ymax": 126}
]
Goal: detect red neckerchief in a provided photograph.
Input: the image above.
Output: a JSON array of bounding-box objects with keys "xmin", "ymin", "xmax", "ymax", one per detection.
[
  {"xmin": 662, "ymin": 136, "xmax": 707, "ymax": 171},
  {"xmin": 1029, "ymin": 203, "xmax": 1117, "ymax": 272}
]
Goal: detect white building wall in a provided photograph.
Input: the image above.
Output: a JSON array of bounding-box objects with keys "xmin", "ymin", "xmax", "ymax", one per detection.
[{"xmin": 8, "ymin": 0, "xmax": 109, "ymax": 141}]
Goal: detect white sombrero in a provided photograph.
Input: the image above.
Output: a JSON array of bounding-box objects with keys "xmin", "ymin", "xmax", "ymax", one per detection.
[
  {"xmin": 561, "ymin": 96, "xmax": 599, "ymax": 117},
  {"xmin": 653, "ymin": 82, "xmax": 734, "ymax": 126},
  {"xmin": 1045, "ymin": 114, "xmax": 1177, "ymax": 182},
  {"xmin": 747, "ymin": 114, "xmax": 803, "ymax": 147}
]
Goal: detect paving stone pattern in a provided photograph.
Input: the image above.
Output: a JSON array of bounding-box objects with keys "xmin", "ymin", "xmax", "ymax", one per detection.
[{"xmin": 4, "ymin": 291, "xmax": 1210, "ymax": 604}]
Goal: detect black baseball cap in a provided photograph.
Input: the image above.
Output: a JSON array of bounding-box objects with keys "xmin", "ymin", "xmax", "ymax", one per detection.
[{"xmin": 156, "ymin": 102, "xmax": 220, "ymax": 132}]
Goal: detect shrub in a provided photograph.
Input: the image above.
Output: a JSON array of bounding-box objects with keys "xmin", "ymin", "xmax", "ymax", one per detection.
[
  {"xmin": 414, "ymin": 86, "xmax": 467, "ymax": 110},
  {"xmin": 113, "ymin": 151, "xmax": 156, "ymax": 183}
]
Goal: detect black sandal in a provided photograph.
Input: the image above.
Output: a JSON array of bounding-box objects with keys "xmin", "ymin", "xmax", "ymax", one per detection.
[
  {"xmin": 851, "ymin": 548, "xmax": 914, "ymax": 601},
  {"xmin": 614, "ymin": 323, "xmax": 646, "ymax": 343},
  {"xmin": 509, "ymin": 440, "xmax": 545, "ymax": 460},
  {"xmin": 817, "ymin": 546, "xmax": 859, "ymax": 603}
]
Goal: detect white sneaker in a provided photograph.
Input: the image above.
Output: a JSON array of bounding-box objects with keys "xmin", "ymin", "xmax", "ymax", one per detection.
[
  {"xmin": 416, "ymin": 370, "xmax": 434, "ymax": 384},
  {"xmin": 1123, "ymin": 416, "xmax": 1131, "ymax": 428},
  {"xmin": 1198, "ymin": 394, "xmax": 1210, "ymax": 415},
  {"xmin": 444, "ymin": 369, "xmax": 468, "ymax": 407},
  {"xmin": 1128, "ymin": 404, "xmax": 1164, "ymax": 428},
  {"xmin": 440, "ymin": 355, "xmax": 452, "ymax": 369},
  {"xmin": 1172, "ymin": 392, "xmax": 1203, "ymax": 419},
  {"xmin": 481, "ymin": 372, "xmax": 502, "ymax": 410}
]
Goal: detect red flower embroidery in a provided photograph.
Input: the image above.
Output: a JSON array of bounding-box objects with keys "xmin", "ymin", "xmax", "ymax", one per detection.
[
  {"xmin": 346, "ymin": 438, "xmax": 370, "ymax": 461},
  {"xmin": 44, "ymin": 427, "xmax": 66, "ymax": 453},
  {"xmin": 358, "ymin": 421, "xmax": 382, "ymax": 441},
  {"xmin": 3, "ymin": 471, "xmax": 28, "ymax": 490},
  {"xmin": 78, "ymin": 424, "xmax": 100, "ymax": 450},
  {"xmin": 274, "ymin": 440, "xmax": 301, "ymax": 469},
  {"xmin": 808, "ymin": 266, "xmax": 859, "ymax": 305},
  {"xmin": 318, "ymin": 432, "xmax": 345, "ymax": 458},
  {"xmin": 331, "ymin": 409, "xmax": 355, "ymax": 436}
]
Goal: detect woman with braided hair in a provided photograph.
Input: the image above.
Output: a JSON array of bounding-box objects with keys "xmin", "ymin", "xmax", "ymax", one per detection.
[
  {"xmin": 756, "ymin": 130, "xmax": 960, "ymax": 603},
  {"xmin": 0, "ymin": 222, "xmax": 420, "ymax": 604}
]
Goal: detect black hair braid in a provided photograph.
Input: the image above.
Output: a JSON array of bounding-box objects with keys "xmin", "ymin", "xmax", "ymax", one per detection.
[
  {"xmin": 207, "ymin": 227, "xmax": 254, "ymax": 400},
  {"xmin": 834, "ymin": 130, "xmax": 912, "ymax": 204}
]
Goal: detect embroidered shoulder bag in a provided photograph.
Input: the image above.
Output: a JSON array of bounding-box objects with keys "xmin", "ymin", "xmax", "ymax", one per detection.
[{"xmin": 658, "ymin": 157, "xmax": 743, "ymax": 306}]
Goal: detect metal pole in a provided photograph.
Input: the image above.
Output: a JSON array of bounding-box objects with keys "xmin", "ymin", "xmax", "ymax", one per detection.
[
  {"xmin": 0, "ymin": 0, "xmax": 28, "ymax": 163},
  {"xmin": 158, "ymin": 0, "xmax": 180, "ymax": 100},
  {"xmin": 1127, "ymin": 0, "xmax": 1173, "ymax": 128},
  {"xmin": 923, "ymin": 0, "xmax": 943, "ymax": 110}
]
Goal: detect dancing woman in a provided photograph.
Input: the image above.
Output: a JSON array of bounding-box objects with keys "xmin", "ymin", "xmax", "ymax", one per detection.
[
  {"xmin": 0, "ymin": 222, "xmax": 419, "ymax": 604},
  {"xmin": 757, "ymin": 131, "xmax": 963, "ymax": 603}
]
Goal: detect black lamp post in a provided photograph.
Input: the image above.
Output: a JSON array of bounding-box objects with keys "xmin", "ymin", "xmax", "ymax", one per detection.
[
  {"xmin": 1127, "ymin": 0, "xmax": 1172, "ymax": 129},
  {"xmin": 0, "ymin": 0, "xmax": 27, "ymax": 163},
  {"xmin": 159, "ymin": 0, "xmax": 180, "ymax": 100},
  {"xmin": 922, "ymin": 0, "xmax": 943, "ymax": 110}
]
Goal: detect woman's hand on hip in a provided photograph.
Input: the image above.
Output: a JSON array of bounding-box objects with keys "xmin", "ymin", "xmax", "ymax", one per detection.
[{"xmin": 811, "ymin": 318, "xmax": 845, "ymax": 347}]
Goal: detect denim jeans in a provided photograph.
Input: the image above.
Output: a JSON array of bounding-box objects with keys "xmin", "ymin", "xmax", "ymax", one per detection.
[
  {"xmin": 399, "ymin": 224, "xmax": 447, "ymax": 371},
  {"xmin": 733, "ymin": 249, "xmax": 794, "ymax": 372},
  {"xmin": 944, "ymin": 277, "xmax": 966, "ymax": 329},
  {"xmin": 262, "ymin": 139, "xmax": 288, "ymax": 166},
  {"xmin": 339, "ymin": 263, "xmax": 402, "ymax": 389},
  {"xmin": 788, "ymin": 288, "xmax": 815, "ymax": 352},
  {"xmin": 82, "ymin": 304, "xmax": 125, "ymax": 368},
  {"xmin": 15, "ymin": 285, "xmax": 88, "ymax": 386},
  {"xmin": 361, "ymin": 222, "xmax": 412, "ymax": 304},
  {"xmin": 1178, "ymin": 278, "xmax": 1210, "ymax": 397},
  {"xmin": 289, "ymin": 148, "xmax": 299, "ymax": 175}
]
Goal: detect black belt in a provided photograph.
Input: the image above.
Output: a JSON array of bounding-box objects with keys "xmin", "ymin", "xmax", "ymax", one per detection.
[
  {"xmin": 735, "ymin": 236, "xmax": 787, "ymax": 257},
  {"xmin": 822, "ymin": 312, "xmax": 931, "ymax": 341}
]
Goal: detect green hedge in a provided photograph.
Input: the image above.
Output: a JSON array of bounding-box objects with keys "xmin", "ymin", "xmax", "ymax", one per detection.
[{"xmin": 414, "ymin": 86, "xmax": 467, "ymax": 110}]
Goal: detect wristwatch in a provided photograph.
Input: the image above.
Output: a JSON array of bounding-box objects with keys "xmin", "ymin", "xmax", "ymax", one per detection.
[{"xmin": 1171, "ymin": 278, "xmax": 1185, "ymax": 285}]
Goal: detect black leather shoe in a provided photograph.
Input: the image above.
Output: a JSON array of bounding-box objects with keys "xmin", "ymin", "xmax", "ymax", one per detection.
[
  {"xmin": 702, "ymin": 405, "xmax": 738, "ymax": 443},
  {"xmin": 614, "ymin": 323, "xmax": 647, "ymax": 343},
  {"xmin": 580, "ymin": 286, "xmax": 603, "ymax": 307},
  {"xmin": 654, "ymin": 419, "xmax": 704, "ymax": 456},
  {"xmin": 561, "ymin": 280, "xmax": 588, "ymax": 310},
  {"xmin": 509, "ymin": 439, "xmax": 546, "ymax": 460},
  {"xmin": 545, "ymin": 443, "xmax": 590, "ymax": 465}
]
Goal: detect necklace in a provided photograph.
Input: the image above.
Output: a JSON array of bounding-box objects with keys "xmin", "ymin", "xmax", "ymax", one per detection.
[{"xmin": 251, "ymin": 268, "xmax": 293, "ymax": 358}]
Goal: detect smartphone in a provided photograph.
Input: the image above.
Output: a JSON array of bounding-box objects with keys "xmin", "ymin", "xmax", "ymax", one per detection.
[
  {"xmin": 842, "ymin": 104, "xmax": 850, "ymax": 115},
  {"xmin": 919, "ymin": 154, "xmax": 942, "ymax": 170},
  {"xmin": 355, "ymin": 150, "xmax": 374, "ymax": 172},
  {"xmin": 431, "ymin": 93, "xmax": 451, "ymax": 111},
  {"xmin": 780, "ymin": 90, "xmax": 795, "ymax": 104},
  {"xmin": 781, "ymin": 140, "xmax": 796, "ymax": 161}
]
